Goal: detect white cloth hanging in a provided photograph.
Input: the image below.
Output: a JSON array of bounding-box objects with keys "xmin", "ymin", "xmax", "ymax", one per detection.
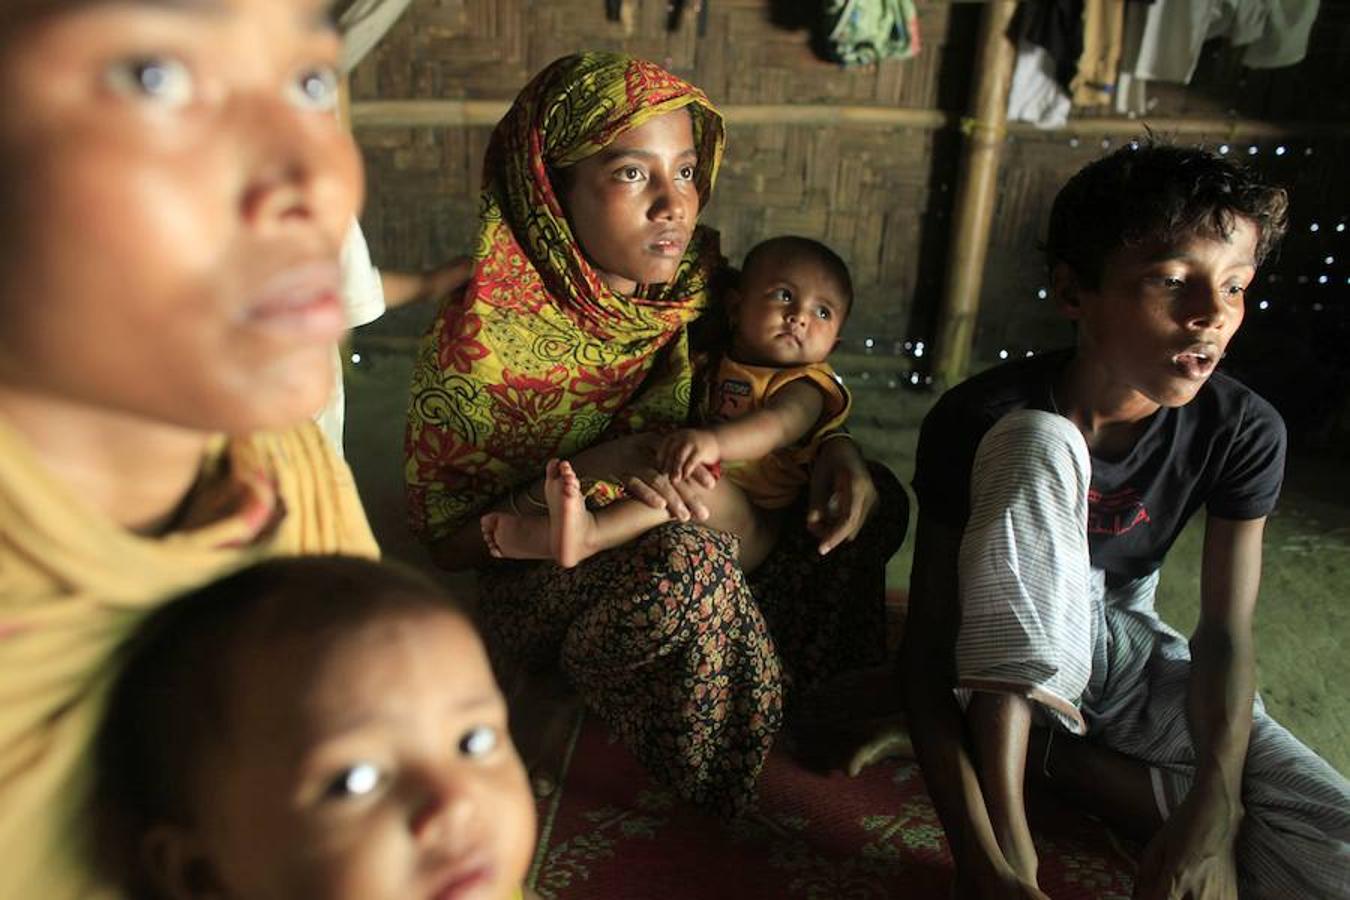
[
  {"xmin": 1127, "ymin": 0, "xmax": 1321, "ymax": 85},
  {"xmin": 337, "ymin": 0, "xmax": 417, "ymax": 73},
  {"xmin": 1008, "ymin": 40, "xmax": 1073, "ymax": 129},
  {"xmin": 1115, "ymin": 0, "xmax": 1320, "ymax": 115},
  {"xmin": 1242, "ymin": 0, "xmax": 1321, "ymax": 68}
]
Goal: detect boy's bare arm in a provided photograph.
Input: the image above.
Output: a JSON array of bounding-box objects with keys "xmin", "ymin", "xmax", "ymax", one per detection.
[
  {"xmin": 1193, "ymin": 515, "xmax": 1261, "ymax": 801},
  {"xmin": 1135, "ymin": 515, "xmax": 1262, "ymax": 899},
  {"xmin": 901, "ymin": 516, "xmax": 1037, "ymax": 895}
]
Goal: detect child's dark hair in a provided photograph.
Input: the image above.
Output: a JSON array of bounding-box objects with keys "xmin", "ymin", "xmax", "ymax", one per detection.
[
  {"xmin": 742, "ymin": 235, "xmax": 854, "ymax": 314},
  {"xmin": 1046, "ymin": 140, "xmax": 1289, "ymax": 289},
  {"xmin": 92, "ymin": 556, "xmax": 465, "ymax": 896}
]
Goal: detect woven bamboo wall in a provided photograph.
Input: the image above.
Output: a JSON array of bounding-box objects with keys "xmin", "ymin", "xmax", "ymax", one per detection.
[
  {"xmin": 348, "ymin": 1, "xmax": 972, "ymax": 108},
  {"xmin": 353, "ymin": 0, "xmax": 1350, "ymax": 420},
  {"xmin": 352, "ymin": 0, "xmax": 979, "ymax": 348}
]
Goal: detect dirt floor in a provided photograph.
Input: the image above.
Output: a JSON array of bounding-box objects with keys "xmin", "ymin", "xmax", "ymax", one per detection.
[{"xmin": 345, "ymin": 338, "xmax": 1349, "ymax": 775}]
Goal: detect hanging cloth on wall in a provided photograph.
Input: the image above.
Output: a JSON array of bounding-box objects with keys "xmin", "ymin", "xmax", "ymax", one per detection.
[
  {"xmin": 1008, "ymin": 1, "xmax": 1129, "ymax": 122},
  {"xmin": 1072, "ymin": 0, "xmax": 1127, "ymax": 107},
  {"xmin": 1008, "ymin": 42, "xmax": 1074, "ymax": 127},
  {"xmin": 821, "ymin": 0, "xmax": 922, "ymax": 66},
  {"xmin": 1115, "ymin": 0, "xmax": 1321, "ymax": 114},
  {"xmin": 336, "ymin": 0, "xmax": 416, "ymax": 73},
  {"xmin": 1235, "ymin": 0, "xmax": 1321, "ymax": 68},
  {"xmin": 1019, "ymin": 0, "xmax": 1085, "ymax": 91},
  {"xmin": 1113, "ymin": 0, "xmax": 1151, "ymax": 114},
  {"xmin": 1007, "ymin": 0, "xmax": 1082, "ymax": 128}
]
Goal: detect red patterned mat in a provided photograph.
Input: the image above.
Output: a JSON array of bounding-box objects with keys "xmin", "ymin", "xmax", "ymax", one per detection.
[{"xmin": 528, "ymin": 714, "xmax": 1138, "ymax": 899}]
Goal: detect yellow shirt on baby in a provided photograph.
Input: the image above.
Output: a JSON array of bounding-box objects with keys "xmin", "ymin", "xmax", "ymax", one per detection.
[
  {"xmin": 0, "ymin": 419, "xmax": 378, "ymax": 899},
  {"xmin": 706, "ymin": 357, "xmax": 852, "ymax": 508}
]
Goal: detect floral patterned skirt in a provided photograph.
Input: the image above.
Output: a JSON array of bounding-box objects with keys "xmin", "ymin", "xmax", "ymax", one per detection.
[{"xmin": 477, "ymin": 463, "xmax": 908, "ymax": 815}]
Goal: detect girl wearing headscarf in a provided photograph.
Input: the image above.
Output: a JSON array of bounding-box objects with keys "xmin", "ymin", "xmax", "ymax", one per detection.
[{"xmin": 406, "ymin": 52, "xmax": 906, "ymax": 813}]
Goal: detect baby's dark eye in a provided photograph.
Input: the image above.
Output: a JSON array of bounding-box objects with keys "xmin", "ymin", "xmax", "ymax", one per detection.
[
  {"xmin": 289, "ymin": 66, "xmax": 339, "ymax": 112},
  {"xmin": 459, "ymin": 725, "xmax": 499, "ymax": 759},
  {"xmin": 1224, "ymin": 284, "xmax": 1246, "ymax": 297},
  {"xmin": 105, "ymin": 57, "xmax": 194, "ymax": 108},
  {"xmin": 1162, "ymin": 276, "xmax": 1185, "ymax": 289},
  {"xmin": 770, "ymin": 288, "xmax": 792, "ymax": 302},
  {"xmin": 322, "ymin": 762, "xmax": 383, "ymax": 800},
  {"xmin": 815, "ymin": 307, "xmax": 832, "ymax": 320}
]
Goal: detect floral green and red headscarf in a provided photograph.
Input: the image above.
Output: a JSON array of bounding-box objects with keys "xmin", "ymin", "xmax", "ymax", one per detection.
[{"xmin": 405, "ymin": 52, "xmax": 725, "ymax": 540}]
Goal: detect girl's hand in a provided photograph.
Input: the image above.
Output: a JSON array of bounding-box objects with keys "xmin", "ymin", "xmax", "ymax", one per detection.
[
  {"xmin": 573, "ymin": 433, "xmax": 715, "ymax": 522},
  {"xmin": 806, "ymin": 435, "xmax": 877, "ymax": 555}
]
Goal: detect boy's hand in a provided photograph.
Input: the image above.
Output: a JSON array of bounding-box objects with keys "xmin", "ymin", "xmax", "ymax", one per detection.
[
  {"xmin": 660, "ymin": 428, "xmax": 721, "ymax": 481},
  {"xmin": 1133, "ymin": 779, "xmax": 1241, "ymax": 900}
]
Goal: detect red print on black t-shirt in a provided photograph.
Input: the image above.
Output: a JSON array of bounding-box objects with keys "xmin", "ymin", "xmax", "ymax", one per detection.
[{"xmin": 1088, "ymin": 487, "xmax": 1150, "ymax": 536}]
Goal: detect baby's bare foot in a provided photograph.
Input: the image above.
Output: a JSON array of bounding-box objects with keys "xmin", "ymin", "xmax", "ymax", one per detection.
[
  {"xmin": 547, "ymin": 459, "xmax": 596, "ymax": 568},
  {"xmin": 480, "ymin": 510, "xmax": 551, "ymax": 560}
]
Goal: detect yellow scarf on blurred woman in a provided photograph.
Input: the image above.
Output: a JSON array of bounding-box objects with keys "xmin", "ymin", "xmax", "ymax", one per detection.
[{"xmin": 0, "ymin": 420, "xmax": 377, "ymax": 898}]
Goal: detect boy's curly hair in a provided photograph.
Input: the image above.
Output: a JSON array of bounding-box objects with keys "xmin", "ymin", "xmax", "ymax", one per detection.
[{"xmin": 1046, "ymin": 140, "xmax": 1289, "ymax": 289}]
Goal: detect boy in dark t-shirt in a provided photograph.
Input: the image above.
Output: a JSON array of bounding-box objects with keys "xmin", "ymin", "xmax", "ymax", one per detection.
[
  {"xmin": 901, "ymin": 144, "xmax": 1349, "ymax": 899},
  {"xmin": 916, "ymin": 348, "xmax": 1286, "ymax": 580}
]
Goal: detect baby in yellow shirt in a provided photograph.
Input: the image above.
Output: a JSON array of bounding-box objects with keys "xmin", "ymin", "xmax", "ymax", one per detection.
[
  {"xmin": 95, "ymin": 557, "xmax": 536, "ymax": 900},
  {"xmin": 483, "ymin": 235, "xmax": 853, "ymax": 571}
]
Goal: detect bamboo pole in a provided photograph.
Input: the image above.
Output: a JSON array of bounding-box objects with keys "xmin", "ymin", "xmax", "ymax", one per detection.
[
  {"xmin": 932, "ymin": 0, "xmax": 1019, "ymax": 388},
  {"xmin": 1009, "ymin": 116, "xmax": 1344, "ymax": 139},
  {"xmin": 351, "ymin": 99, "xmax": 511, "ymax": 128},
  {"xmin": 349, "ymin": 99, "xmax": 1350, "ymax": 140},
  {"xmin": 349, "ymin": 99, "xmax": 952, "ymax": 129}
]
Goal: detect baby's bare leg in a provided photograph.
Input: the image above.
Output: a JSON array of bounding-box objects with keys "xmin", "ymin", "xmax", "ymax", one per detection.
[
  {"xmin": 696, "ymin": 476, "xmax": 780, "ymax": 572},
  {"xmin": 481, "ymin": 506, "xmax": 551, "ymax": 561},
  {"xmin": 482, "ymin": 460, "xmax": 658, "ymax": 566},
  {"xmin": 551, "ymin": 460, "xmax": 669, "ymax": 568},
  {"xmin": 548, "ymin": 467, "xmax": 780, "ymax": 570},
  {"xmin": 482, "ymin": 460, "xmax": 576, "ymax": 562}
]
